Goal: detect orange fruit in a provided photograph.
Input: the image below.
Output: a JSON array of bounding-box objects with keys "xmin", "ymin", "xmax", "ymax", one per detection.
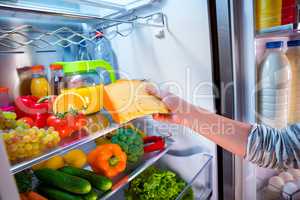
[{"xmin": 53, "ymin": 92, "xmax": 87, "ymax": 114}]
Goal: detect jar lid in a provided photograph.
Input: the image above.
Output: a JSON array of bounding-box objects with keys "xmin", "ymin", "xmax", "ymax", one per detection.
[
  {"xmin": 31, "ymin": 65, "xmax": 44, "ymax": 71},
  {"xmin": 266, "ymin": 41, "xmax": 283, "ymax": 49},
  {"xmin": 0, "ymin": 87, "xmax": 9, "ymax": 93},
  {"xmin": 55, "ymin": 61, "xmax": 97, "ymax": 74},
  {"xmin": 50, "ymin": 64, "xmax": 63, "ymax": 70}
]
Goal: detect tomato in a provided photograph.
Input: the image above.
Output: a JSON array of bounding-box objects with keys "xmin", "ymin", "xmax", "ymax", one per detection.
[
  {"xmin": 47, "ymin": 115, "xmax": 66, "ymax": 128},
  {"xmin": 75, "ymin": 114, "xmax": 88, "ymax": 129},
  {"xmin": 59, "ymin": 127, "xmax": 73, "ymax": 139},
  {"xmin": 19, "ymin": 117, "xmax": 34, "ymax": 127},
  {"xmin": 46, "ymin": 112, "xmax": 87, "ymax": 139},
  {"xmin": 65, "ymin": 113, "xmax": 76, "ymax": 129}
]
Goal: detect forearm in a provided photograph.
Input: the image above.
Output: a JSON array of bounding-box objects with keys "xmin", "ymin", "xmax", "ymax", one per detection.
[{"xmin": 180, "ymin": 106, "xmax": 252, "ymax": 157}]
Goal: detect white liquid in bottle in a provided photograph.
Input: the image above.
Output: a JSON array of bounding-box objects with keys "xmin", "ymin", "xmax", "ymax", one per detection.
[
  {"xmin": 286, "ymin": 40, "xmax": 300, "ymax": 124},
  {"xmin": 258, "ymin": 41, "xmax": 291, "ymax": 128}
]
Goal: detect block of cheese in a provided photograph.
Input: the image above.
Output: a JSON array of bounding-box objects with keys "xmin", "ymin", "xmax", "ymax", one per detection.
[{"xmin": 103, "ymin": 80, "xmax": 169, "ymax": 124}]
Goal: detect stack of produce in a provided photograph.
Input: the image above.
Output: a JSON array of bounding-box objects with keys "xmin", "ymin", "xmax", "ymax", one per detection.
[
  {"xmin": 46, "ymin": 111, "xmax": 87, "ymax": 139},
  {"xmin": 111, "ymin": 127, "xmax": 144, "ymax": 163},
  {"xmin": 88, "ymin": 143, "xmax": 127, "ymax": 178},
  {"xmin": 2, "ymin": 126, "xmax": 60, "ymax": 161},
  {"xmin": 125, "ymin": 166, "xmax": 194, "ymax": 200},
  {"xmin": 32, "ymin": 149, "xmax": 87, "ymax": 170},
  {"xmin": 35, "ymin": 167, "xmax": 112, "ymax": 200},
  {"xmin": 0, "ymin": 111, "xmax": 27, "ymax": 130}
]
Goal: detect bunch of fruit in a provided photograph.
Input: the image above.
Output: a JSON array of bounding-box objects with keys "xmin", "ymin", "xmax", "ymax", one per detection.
[
  {"xmin": 2, "ymin": 126, "xmax": 60, "ymax": 161},
  {"xmin": 0, "ymin": 111, "xmax": 23, "ymax": 130},
  {"xmin": 32, "ymin": 149, "xmax": 87, "ymax": 170}
]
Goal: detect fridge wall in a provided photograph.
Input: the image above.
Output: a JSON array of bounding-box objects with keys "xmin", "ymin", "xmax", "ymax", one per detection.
[{"xmin": 110, "ymin": 0, "xmax": 217, "ymax": 199}]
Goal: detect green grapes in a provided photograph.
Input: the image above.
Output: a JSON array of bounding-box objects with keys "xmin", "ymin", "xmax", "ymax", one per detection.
[{"xmin": 2, "ymin": 127, "xmax": 61, "ymax": 162}]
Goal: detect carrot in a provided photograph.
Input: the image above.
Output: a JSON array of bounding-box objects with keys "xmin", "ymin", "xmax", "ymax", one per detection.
[
  {"xmin": 19, "ymin": 193, "xmax": 29, "ymax": 200},
  {"xmin": 27, "ymin": 191, "xmax": 48, "ymax": 200}
]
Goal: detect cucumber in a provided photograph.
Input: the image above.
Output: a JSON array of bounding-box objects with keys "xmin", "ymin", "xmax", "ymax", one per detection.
[
  {"xmin": 35, "ymin": 168, "xmax": 91, "ymax": 194},
  {"xmin": 83, "ymin": 189, "xmax": 98, "ymax": 200},
  {"xmin": 60, "ymin": 166, "xmax": 112, "ymax": 191},
  {"xmin": 37, "ymin": 185, "xmax": 83, "ymax": 200}
]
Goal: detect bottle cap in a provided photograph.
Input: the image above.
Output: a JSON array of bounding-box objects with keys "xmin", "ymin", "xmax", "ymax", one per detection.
[
  {"xmin": 0, "ymin": 87, "xmax": 8, "ymax": 93},
  {"xmin": 31, "ymin": 65, "xmax": 44, "ymax": 71},
  {"xmin": 287, "ymin": 40, "xmax": 300, "ymax": 47},
  {"xmin": 266, "ymin": 41, "xmax": 283, "ymax": 49},
  {"xmin": 50, "ymin": 64, "xmax": 63, "ymax": 70}
]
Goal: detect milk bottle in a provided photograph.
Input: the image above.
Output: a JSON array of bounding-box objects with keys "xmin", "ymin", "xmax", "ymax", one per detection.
[{"xmin": 258, "ymin": 41, "xmax": 291, "ymax": 128}]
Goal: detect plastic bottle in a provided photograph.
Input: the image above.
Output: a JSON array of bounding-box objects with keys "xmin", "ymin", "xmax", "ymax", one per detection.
[
  {"xmin": 0, "ymin": 87, "xmax": 10, "ymax": 107},
  {"xmin": 258, "ymin": 41, "xmax": 291, "ymax": 128},
  {"xmin": 49, "ymin": 64, "xmax": 64, "ymax": 95},
  {"xmin": 286, "ymin": 40, "xmax": 300, "ymax": 123},
  {"xmin": 30, "ymin": 65, "xmax": 50, "ymax": 98},
  {"xmin": 256, "ymin": 0, "xmax": 282, "ymax": 31},
  {"xmin": 94, "ymin": 32, "xmax": 119, "ymax": 83}
]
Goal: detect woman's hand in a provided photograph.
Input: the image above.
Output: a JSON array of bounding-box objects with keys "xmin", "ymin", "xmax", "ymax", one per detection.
[
  {"xmin": 146, "ymin": 85, "xmax": 207, "ymax": 127},
  {"xmin": 146, "ymin": 84, "xmax": 251, "ymax": 157}
]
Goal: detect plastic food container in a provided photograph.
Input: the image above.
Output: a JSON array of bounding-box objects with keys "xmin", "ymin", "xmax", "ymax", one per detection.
[{"xmin": 0, "ymin": 87, "xmax": 10, "ymax": 107}]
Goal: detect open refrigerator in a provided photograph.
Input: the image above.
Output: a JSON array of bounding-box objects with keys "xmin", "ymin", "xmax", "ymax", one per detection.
[{"xmin": 0, "ymin": 1, "xmax": 218, "ymax": 200}]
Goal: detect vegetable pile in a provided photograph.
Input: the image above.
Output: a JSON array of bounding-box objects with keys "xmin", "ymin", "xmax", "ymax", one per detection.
[
  {"xmin": 111, "ymin": 128, "xmax": 144, "ymax": 163},
  {"xmin": 125, "ymin": 166, "xmax": 194, "ymax": 200}
]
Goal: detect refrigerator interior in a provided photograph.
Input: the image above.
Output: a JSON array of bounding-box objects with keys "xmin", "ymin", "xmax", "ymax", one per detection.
[
  {"xmin": 0, "ymin": 0, "xmax": 216, "ymax": 200},
  {"xmin": 233, "ymin": 0, "xmax": 300, "ymax": 199}
]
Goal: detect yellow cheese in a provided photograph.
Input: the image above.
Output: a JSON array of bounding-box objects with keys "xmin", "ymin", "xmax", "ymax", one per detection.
[{"xmin": 103, "ymin": 80, "xmax": 169, "ymax": 124}]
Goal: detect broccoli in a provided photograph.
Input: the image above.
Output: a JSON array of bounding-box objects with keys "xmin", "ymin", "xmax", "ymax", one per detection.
[{"xmin": 111, "ymin": 128, "xmax": 144, "ymax": 163}]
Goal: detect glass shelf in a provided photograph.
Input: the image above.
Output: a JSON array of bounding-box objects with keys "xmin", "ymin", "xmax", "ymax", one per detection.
[
  {"xmin": 0, "ymin": 0, "xmax": 154, "ymax": 19},
  {"xmin": 10, "ymin": 122, "xmax": 124, "ymax": 174}
]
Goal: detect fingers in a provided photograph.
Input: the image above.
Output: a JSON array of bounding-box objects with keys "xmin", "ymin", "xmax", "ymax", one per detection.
[
  {"xmin": 145, "ymin": 84, "xmax": 172, "ymax": 99},
  {"xmin": 153, "ymin": 113, "xmax": 182, "ymax": 124}
]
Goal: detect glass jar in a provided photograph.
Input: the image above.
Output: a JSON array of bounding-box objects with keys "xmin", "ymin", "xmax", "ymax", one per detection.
[
  {"xmin": 58, "ymin": 60, "xmax": 114, "ymax": 115},
  {"xmin": 30, "ymin": 65, "xmax": 50, "ymax": 98}
]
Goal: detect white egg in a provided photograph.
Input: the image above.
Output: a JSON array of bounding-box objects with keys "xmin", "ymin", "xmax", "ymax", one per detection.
[
  {"xmin": 268, "ymin": 176, "xmax": 285, "ymax": 191},
  {"xmin": 288, "ymin": 168, "xmax": 300, "ymax": 179},
  {"xmin": 282, "ymin": 182, "xmax": 298, "ymax": 199},
  {"xmin": 279, "ymin": 172, "xmax": 294, "ymax": 183}
]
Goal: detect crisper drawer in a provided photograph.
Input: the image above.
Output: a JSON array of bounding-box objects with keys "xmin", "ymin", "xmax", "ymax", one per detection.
[
  {"xmin": 105, "ymin": 152, "xmax": 213, "ymax": 200},
  {"xmin": 103, "ymin": 117, "xmax": 213, "ymax": 200}
]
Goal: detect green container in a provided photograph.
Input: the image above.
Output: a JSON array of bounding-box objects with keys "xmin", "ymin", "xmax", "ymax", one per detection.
[{"xmin": 54, "ymin": 60, "xmax": 116, "ymax": 83}]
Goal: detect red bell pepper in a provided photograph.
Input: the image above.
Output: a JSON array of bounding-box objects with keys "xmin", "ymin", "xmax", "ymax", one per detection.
[
  {"xmin": 14, "ymin": 96, "xmax": 55, "ymax": 128},
  {"xmin": 143, "ymin": 136, "xmax": 165, "ymax": 153}
]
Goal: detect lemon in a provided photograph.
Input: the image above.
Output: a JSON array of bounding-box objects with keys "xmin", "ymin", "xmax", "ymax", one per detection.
[
  {"xmin": 44, "ymin": 155, "xmax": 65, "ymax": 170},
  {"xmin": 32, "ymin": 161, "xmax": 46, "ymax": 171},
  {"xmin": 63, "ymin": 149, "xmax": 87, "ymax": 168},
  {"xmin": 53, "ymin": 92, "xmax": 87, "ymax": 114}
]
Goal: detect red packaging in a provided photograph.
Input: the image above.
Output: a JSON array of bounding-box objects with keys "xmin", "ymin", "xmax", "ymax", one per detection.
[{"xmin": 281, "ymin": 0, "xmax": 296, "ymax": 25}]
